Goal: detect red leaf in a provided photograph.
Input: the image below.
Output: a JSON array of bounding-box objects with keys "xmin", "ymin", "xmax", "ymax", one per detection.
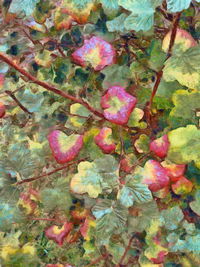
[{"xmin": 45, "ymin": 222, "xmax": 73, "ymax": 246}]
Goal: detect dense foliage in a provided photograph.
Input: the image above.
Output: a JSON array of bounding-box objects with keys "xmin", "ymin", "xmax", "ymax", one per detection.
[{"xmin": 0, "ymin": 0, "xmax": 200, "ymax": 266}]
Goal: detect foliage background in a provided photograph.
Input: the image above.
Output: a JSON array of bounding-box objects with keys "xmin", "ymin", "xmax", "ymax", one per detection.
[{"xmin": 0, "ymin": 0, "xmax": 200, "ymax": 266}]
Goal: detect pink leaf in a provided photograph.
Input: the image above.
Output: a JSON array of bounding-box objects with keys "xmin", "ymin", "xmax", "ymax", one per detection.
[
  {"xmin": 72, "ymin": 36, "xmax": 116, "ymax": 71},
  {"xmin": 171, "ymin": 176, "xmax": 193, "ymax": 195},
  {"xmin": 141, "ymin": 160, "xmax": 170, "ymax": 192},
  {"xmin": 101, "ymin": 86, "xmax": 137, "ymax": 125},
  {"xmin": 150, "ymin": 135, "xmax": 170, "ymax": 158},
  {"xmin": 94, "ymin": 127, "xmax": 116, "ymax": 154},
  {"xmin": 48, "ymin": 130, "xmax": 83, "ymax": 164},
  {"xmin": 161, "ymin": 161, "xmax": 186, "ymax": 182}
]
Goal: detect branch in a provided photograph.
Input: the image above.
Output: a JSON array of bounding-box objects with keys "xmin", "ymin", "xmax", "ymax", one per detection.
[
  {"xmin": 15, "ymin": 158, "xmax": 86, "ymax": 185},
  {"xmin": 149, "ymin": 12, "xmax": 181, "ymax": 113},
  {"xmin": 84, "ymin": 254, "xmax": 109, "ymax": 267},
  {"xmin": 117, "ymin": 235, "xmax": 135, "ymax": 266},
  {"xmin": 0, "ymin": 52, "xmax": 105, "ymax": 120},
  {"xmin": 5, "ymin": 90, "xmax": 33, "ymax": 115}
]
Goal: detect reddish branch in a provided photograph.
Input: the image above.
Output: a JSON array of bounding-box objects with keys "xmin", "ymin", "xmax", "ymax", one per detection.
[
  {"xmin": 0, "ymin": 52, "xmax": 104, "ymax": 119},
  {"xmin": 84, "ymin": 254, "xmax": 109, "ymax": 267},
  {"xmin": 15, "ymin": 158, "xmax": 86, "ymax": 185},
  {"xmin": 5, "ymin": 90, "xmax": 33, "ymax": 115},
  {"xmin": 116, "ymin": 236, "xmax": 135, "ymax": 266},
  {"xmin": 149, "ymin": 12, "xmax": 181, "ymax": 112}
]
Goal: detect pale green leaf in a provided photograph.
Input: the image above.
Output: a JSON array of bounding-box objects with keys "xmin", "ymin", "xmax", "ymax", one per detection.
[
  {"xmin": 170, "ymin": 90, "xmax": 200, "ymax": 124},
  {"xmin": 92, "ymin": 200, "xmax": 128, "ymax": 245},
  {"xmin": 118, "ymin": 175, "xmax": 152, "ymax": 207},
  {"xmin": 16, "ymin": 89, "xmax": 44, "ymax": 113},
  {"xmin": 100, "ymin": 0, "xmax": 119, "ymax": 16},
  {"xmin": 106, "ymin": 14, "xmax": 128, "ymax": 33},
  {"xmin": 119, "ymin": 0, "xmax": 161, "ymax": 31},
  {"xmin": 167, "ymin": 0, "xmax": 192, "ymax": 13},
  {"xmin": 9, "ymin": 0, "xmax": 40, "ymax": 16},
  {"xmin": 190, "ymin": 190, "xmax": 200, "ymax": 216},
  {"xmin": 161, "ymin": 206, "xmax": 184, "ymax": 230},
  {"xmin": 163, "ymin": 46, "xmax": 200, "ymax": 89},
  {"xmin": 167, "ymin": 125, "xmax": 200, "ymax": 165},
  {"xmin": 70, "ymin": 155, "xmax": 119, "ymax": 198}
]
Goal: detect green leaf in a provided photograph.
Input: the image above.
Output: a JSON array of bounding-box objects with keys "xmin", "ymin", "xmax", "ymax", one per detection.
[
  {"xmin": 100, "ymin": 0, "xmax": 119, "ymax": 16},
  {"xmin": 128, "ymin": 108, "xmax": 146, "ymax": 128},
  {"xmin": 64, "ymin": 0, "xmax": 94, "ymax": 9},
  {"xmin": 134, "ymin": 134, "xmax": 150, "ymax": 153},
  {"xmin": 92, "ymin": 200, "xmax": 128, "ymax": 244},
  {"xmin": 190, "ymin": 190, "xmax": 200, "ymax": 216},
  {"xmin": 9, "ymin": 0, "xmax": 40, "ymax": 16},
  {"xmin": 70, "ymin": 155, "xmax": 119, "ymax": 198},
  {"xmin": 166, "ymin": 0, "xmax": 192, "ymax": 13},
  {"xmin": 163, "ymin": 46, "xmax": 200, "ymax": 89},
  {"xmin": 0, "ymin": 143, "xmax": 38, "ymax": 179},
  {"xmin": 148, "ymin": 40, "xmax": 166, "ymax": 71},
  {"xmin": 101, "ymin": 64, "xmax": 131, "ymax": 89},
  {"xmin": 156, "ymin": 80, "xmax": 182, "ymax": 98},
  {"xmin": 118, "ymin": 175, "xmax": 153, "ymax": 207},
  {"xmin": 69, "ymin": 103, "xmax": 90, "ymax": 128},
  {"xmin": 106, "ymin": 14, "xmax": 128, "ymax": 33},
  {"xmin": 128, "ymin": 201, "xmax": 159, "ymax": 232},
  {"xmin": 170, "ymin": 90, "xmax": 200, "ymax": 124},
  {"xmin": 170, "ymin": 234, "xmax": 200, "ymax": 254},
  {"xmin": 0, "ymin": 203, "xmax": 22, "ymax": 231},
  {"xmin": 41, "ymin": 186, "xmax": 72, "ymax": 213},
  {"xmin": 167, "ymin": 125, "xmax": 200, "ymax": 165},
  {"xmin": 160, "ymin": 206, "xmax": 184, "ymax": 230}
]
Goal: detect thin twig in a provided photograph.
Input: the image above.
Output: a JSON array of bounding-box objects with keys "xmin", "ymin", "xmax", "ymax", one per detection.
[
  {"xmin": 57, "ymin": 45, "xmax": 66, "ymax": 58},
  {"xmin": 5, "ymin": 90, "xmax": 33, "ymax": 115},
  {"xmin": 15, "ymin": 158, "xmax": 86, "ymax": 185}
]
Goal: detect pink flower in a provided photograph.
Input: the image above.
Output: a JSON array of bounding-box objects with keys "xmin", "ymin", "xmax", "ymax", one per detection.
[
  {"xmin": 101, "ymin": 86, "xmax": 137, "ymax": 125},
  {"xmin": 72, "ymin": 36, "xmax": 116, "ymax": 71}
]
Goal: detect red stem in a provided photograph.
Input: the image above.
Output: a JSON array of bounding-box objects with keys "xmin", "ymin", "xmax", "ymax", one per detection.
[
  {"xmin": 117, "ymin": 236, "xmax": 135, "ymax": 266},
  {"xmin": 15, "ymin": 158, "xmax": 86, "ymax": 185},
  {"xmin": 0, "ymin": 52, "xmax": 105, "ymax": 119},
  {"xmin": 84, "ymin": 254, "xmax": 108, "ymax": 267},
  {"xmin": 149, "ymin": 12, "xmax": 181, "ymax": 112}
]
